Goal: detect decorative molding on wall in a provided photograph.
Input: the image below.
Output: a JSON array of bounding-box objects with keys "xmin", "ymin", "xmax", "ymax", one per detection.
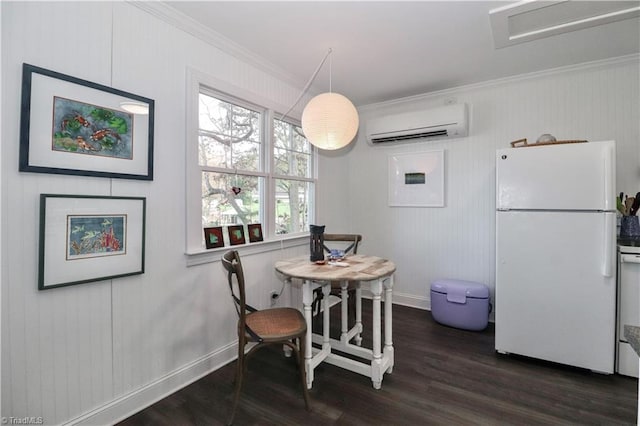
[
  {"xmin": 359, "ymin": 53, "xmax": 640, "ymax": 111},
  {"xmin": 67, "ymin": 342, "xmax": 237, "ymax": 426},
  {"xmin": 128, "ymin": 1, "xmax": 307, "ymax": 93}
]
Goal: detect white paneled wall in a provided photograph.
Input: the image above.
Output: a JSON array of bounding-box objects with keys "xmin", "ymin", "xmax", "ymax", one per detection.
[
  {"xmin": 1, "ymin": 3, "xmax": 115, "ymax": 423},
  {"xmin": 347, "ymin": 57, "xmax": 640, "ymax": 310},
  {"xmin": 1, "ymin": 2, "xmax": 313, "ymax": 425}
]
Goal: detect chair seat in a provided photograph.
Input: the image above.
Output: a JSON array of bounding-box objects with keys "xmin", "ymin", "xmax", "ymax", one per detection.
[{"xmin": 245, "ymin": 307, "xmax": 306, "ymax": 341}]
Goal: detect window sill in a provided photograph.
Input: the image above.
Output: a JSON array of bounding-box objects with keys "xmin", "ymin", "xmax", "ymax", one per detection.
[{"xmin": 185, "ymin": 234, "xmax": 309, "ymax": 267}]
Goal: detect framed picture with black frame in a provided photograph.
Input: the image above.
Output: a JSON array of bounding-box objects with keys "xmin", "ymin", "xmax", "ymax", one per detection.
[
  {"xmin": 228, "ymin": 225, "xmax": 246, "ymax": 246},
  {"xmin": 20, "ymin": 63, "xmax": 154, "ymax": 180},
  {"xmin": 203, "ymin": 226, "xmax": 224, "ymax": 249},
  {"xmin": 247, "ymin": 223, "xmax": 263, "ymax": 243},
  {"xmin": 38, "ymin": 194, "xmax": 146, "ymax": 290}
]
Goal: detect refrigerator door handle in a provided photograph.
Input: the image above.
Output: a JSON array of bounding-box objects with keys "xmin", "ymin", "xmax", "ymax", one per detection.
[
  {"xmin": 602, "ymin": 213, "xmax": 614, "ymax": 277},
  {"xmin": 603, "ymin": 145, "xmax": 614, "ymax": 211}
]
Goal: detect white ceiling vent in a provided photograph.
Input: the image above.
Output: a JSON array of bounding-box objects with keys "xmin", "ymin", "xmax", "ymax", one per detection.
[{"xmin": 490, "ymin": 0, "xmax": 640, "ymax": 48}]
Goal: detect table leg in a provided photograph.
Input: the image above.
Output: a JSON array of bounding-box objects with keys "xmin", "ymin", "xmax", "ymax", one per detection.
[
  {"xmin": 354, "ymin": 281, "xmax": 363, "ymax": 346},
  {"xmin": 384, "ymin": 275, "xmax": 394, "ymax": 374},
  {"xmin": 370, "ymin": 279, "xmax": 383, "ymax": 389},
  {"xmin": 322, "ymin": 282, "xmax": 331, "ymax": 351},
  {"xmin": 340, "ymin": 281, "xmax": 349, "ymax": 343},
  {"xmin": 302, "ymin": 279, "xmax": 314, "ymax": 389}
]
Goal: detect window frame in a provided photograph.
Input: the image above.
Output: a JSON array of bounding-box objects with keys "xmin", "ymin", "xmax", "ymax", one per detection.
[{"xmin": 186, "ymin": 68, "xmax": 316, "ymax": 258}]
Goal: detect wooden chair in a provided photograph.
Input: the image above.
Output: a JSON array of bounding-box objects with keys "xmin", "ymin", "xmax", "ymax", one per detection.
[
  {"xmin": 311, "ymin": 234, "xmax": 362, "ymax": 325},
  {"xmin": 222, "ymin": 250, "xmax": 310, "ymax": 425}
]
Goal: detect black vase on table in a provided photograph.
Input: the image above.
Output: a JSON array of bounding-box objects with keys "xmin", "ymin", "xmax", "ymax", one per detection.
[{"xmin": 310, "ymin": 225, "xmax": 325, "ymax": 261}]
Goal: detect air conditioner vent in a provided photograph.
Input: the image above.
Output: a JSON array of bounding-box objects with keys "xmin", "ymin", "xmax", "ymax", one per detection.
[{"xmin": 371, "ymin": 129, "xmax": 448, "ymax": 144}]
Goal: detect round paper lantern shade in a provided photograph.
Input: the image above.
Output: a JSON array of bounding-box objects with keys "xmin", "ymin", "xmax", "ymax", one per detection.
[{"xmin": 301, "ymin": 92, "xmax": 359, "ymax": 150}]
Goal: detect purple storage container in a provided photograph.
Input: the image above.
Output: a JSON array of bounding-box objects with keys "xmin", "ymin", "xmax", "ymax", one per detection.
[{"xmin": 430, "ymin": 279, "xmax": 490, "ymax": 331}]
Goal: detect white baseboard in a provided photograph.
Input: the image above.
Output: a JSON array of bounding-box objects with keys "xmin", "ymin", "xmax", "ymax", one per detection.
[
  {"xmin": 388, "ymin": 291, "xmax": 431, "ymax": 311},
  {"xmin": 65, "ymin": 342, "xmax": 237, "ymax": 426},
  {"xmin": 387, "ymin": 292, "xmax": 496, "ymax": 323},
  {"xmin": 357, "ymin": 289, "xmax": 431, "ymax": 311}
]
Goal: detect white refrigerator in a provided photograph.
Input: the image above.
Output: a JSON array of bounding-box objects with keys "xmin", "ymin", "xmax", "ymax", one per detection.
[{"xmin": 495, "ymin": 140, "xmax": 617, "ymax": 374}]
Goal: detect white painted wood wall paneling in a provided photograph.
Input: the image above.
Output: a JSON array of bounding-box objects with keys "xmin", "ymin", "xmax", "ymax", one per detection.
[
  {"xmin": 1, "ymin": 2, "xmax": 115, "ymax": 424},
  {"xmin": 110, "ymin": 4, "xmax": 192, "ymax": 399},
  {"xmin": 107, "ymin": 2, "xmax": 315, "ymax": 405},
  {"xmin": 344, "ymin": 57, "xmax": 639, "ymax": 310},
  {"xmin": 1, "ymin": 2, "xmax": 323, "ymax": 425},
  {"xmin": 316, "ymin": 150, "xmax": 351, "ymax": 231}
]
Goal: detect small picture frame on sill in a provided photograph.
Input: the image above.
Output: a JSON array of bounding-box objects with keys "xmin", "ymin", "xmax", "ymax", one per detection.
[
  {"xmin": 228, "ymin": 225, "xmax": 246, "ymax": 246},
  {"xmin": 203, "ymin": 227, "xmax": 224, "ymax": 249},
  {"xmin": 247, "ymin": 223, "xmax": 263, "ymax": 243}
]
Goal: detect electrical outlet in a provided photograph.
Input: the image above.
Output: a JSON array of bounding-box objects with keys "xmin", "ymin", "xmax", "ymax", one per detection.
[{"xmin": 270, "ymin": 291, "xmax": 279, "ymax": 305}]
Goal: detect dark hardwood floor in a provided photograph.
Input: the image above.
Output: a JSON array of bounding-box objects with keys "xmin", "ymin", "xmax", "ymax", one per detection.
[{"xmin": 118, "ymin": 302, "xmax": 638, "ymax": 425}]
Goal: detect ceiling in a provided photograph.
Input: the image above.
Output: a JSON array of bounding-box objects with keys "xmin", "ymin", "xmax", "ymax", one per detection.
[{"xmin": 164, "ymin": 1, "xmax": 640, "ymax": 107}]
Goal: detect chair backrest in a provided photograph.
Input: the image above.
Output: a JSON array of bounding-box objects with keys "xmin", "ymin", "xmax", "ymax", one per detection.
[
  {"xmin": 221, "ymin": 250, "xmax": 247, "ymax": 320},
  {"xmin": 323, "ymin": 234, "xmax": 362, "ymax": 255},
  {"xmin": 222, "ymin": 250, "xmax": 263, "ymax": 342}
]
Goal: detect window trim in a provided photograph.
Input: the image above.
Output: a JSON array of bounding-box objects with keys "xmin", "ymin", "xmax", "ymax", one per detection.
[{"xmin": 185, "ymin": 67, "xmax": 316, "ymax": 258}]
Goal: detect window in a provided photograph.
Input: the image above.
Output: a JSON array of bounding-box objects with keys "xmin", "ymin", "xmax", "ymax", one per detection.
[
  {"xmin": 198, "ymin": 91, "xmax": 265, "ymax": 228},
  {"xmin": 188, "ymin": 76, "xmax": 315, "ymax": 252}
]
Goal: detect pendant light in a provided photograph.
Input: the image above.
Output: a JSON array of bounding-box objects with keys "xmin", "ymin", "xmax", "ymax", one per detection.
[{"xmin": 300, "ymin": 49, "xmax": 359, "ymax": 151}]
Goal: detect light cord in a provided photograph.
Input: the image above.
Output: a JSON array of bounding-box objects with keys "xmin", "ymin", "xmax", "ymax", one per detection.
[
  {"xmin": 329, "ymin": 51, "xmax": 332, "ymax": 93},
  {"xmin": 278, "ymin": 48, "xmax": 333, "ymax": 122}
]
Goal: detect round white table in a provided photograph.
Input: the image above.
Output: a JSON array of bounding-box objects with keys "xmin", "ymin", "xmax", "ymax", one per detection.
[{"xmin": 275, "ymin": 254, "xmax": 396, "ymax": 389}]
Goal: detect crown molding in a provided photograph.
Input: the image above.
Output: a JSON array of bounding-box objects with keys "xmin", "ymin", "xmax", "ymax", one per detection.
[
  {"xmin": 359, "ymin": 53, "xmax": 640, "ymax": 112},
  {"xmin": 128, "ymin": 1, "xmax": 308, "ymax": 92}
]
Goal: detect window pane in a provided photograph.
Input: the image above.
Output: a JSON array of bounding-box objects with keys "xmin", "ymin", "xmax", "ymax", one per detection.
[
  {"xmin": 199, "ymin": 134, "xmax": 230, "ymax": 168},
  {"xmin": 230, "ymin": 108, "xmax": 261, "ymax": 143},
  {"xmin": 275, "ymin": 179, "xmax": 311, "ymax": 234},
  {"xmin": 292, "ymin": 124, "xmax": 310, "ymax": 154},
  {"xmin": 273, "ymin": 119, "xmax": 312, "ymax": 178},
  {"xmin": 202, "ymin": 172, "xmax": 262, "ymax": 228},
  {"xmin": 199, "ymin": 93, "xmax": 226, "ymax": 132},
  {"xmin": 274, "ymin": 148, "xmax": 310, "ymax": 177},
  {"xmin": 233, "ymin": 140, "xmax": 260, "ymax": 170},
  {"xmin": 273, "ymin": 120, "xmax": 290, "ymax": 150},
  {"xmin": 199, "ymin": 93, "xmax": 262, "ymax": 171}
]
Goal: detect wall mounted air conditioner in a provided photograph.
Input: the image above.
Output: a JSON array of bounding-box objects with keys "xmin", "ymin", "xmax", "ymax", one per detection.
[{"xmin": 366, "ymin": 103, "xmax": 468, "ymax": 144}]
